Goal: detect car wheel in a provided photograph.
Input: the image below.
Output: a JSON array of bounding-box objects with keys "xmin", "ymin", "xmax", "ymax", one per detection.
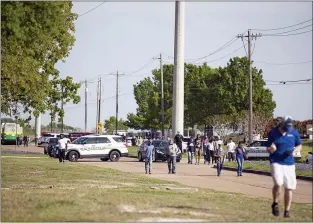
[
  {"xmin": 138, "ymin": 152, "xmax": 143, "ymax": 162},
  {"xmin": 110, "ymin": 151, "xmax": 120, "ymax": 162},
  {"xmin": 100, "ymin": 158, "xmax": 109, "ymax": 161},
  {"xmin": 306, "ymin": 159, "xmax": 309, "ymax": 164},
  {"xmin": 68, "ymin": 151, "xmax": 79, "ymax": 162},
  {"xmin": 44, "ymin": 148, "xmax": 47, "ymax": 155}
]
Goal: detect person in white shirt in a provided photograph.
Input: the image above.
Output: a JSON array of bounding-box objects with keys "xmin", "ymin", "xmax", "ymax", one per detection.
[
  {"xmin": 226, "ymin": 138, "xmax": 236, "ymax": 162},
  {"xmin": 58, "ymin": 134, "xmax": 70, "ymax": 163},
  {"xmin": 208, "ymin": 137, "xmax": 215, "ymax": 165}
]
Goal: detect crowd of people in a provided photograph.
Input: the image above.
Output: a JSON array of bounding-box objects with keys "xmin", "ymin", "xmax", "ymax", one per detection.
[{"xmin": 141, "ymin": 116, "xmax": 302, "ymax": 218}]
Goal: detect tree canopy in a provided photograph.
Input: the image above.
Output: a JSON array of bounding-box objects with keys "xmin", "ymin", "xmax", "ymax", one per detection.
[
  {"xmin": 1, "ymin": 2, "xmax": 80, "ymax": 122},
  {"xmin": 104, "ymin": 116, "xmax": 128, "ymax": 134},
  {"xmin": 126, "ymin": 57, "xmax": 276, "ymax": 130}
]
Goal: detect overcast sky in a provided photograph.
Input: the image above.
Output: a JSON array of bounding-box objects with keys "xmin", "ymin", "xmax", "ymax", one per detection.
[{"xmin": 38, "ymin": 2, "xmax": 312, "ymax": 131}]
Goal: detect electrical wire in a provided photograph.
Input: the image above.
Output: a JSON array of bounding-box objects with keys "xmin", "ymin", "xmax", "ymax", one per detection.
[
  {"xmin": 254, "ymin": 60, "xmax": 312, "ymax": 65},
  {"xmin": 251, "ymin": 19, "xmax": 312, "ymax": 32},
  {"xmin": 78, "ymin": 2, "xmax": 106, "ymax": 17},
  {"xmin": 190, "ymin": 36, "xmax": 239, "ymax": 63},
  {"xmin": 193, "ymin": 43, "xmax": 247, "ymax": 65},
  {"xmin": 262, "ymin": 29, "xmax": 312, "ymax": 37},
  {"xmin": 261, "ymin": 24, "xmax": 311, "ymax": 36},
  {"xmin": 266, "ymin": 82, "xmax": 312, "ymax": 86},
  {"xmin": 265, "ymin": 79, "xmax": 312, "ymax": 83}
]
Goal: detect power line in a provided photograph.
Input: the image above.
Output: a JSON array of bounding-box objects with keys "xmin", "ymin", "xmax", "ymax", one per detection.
[
  {"xmin": 262, "ymin": 29, "xmax": 312, "ymax": 37},
  {"xmin": 78, "ymin": 2, "xmax": 106, "ymax": 17},
  {"xmin": 266, "ymin": 82, "xmax": 312, "ymax": 86},
  {"xmin": 193, "ymin": 43, "xmax": 247, "ymax": 65},
  {"xmin": 265, "ymin": 78, "xmax": 312, "ymax": 83},
  {"xmin": 251, "ymin": 19, "xmax": 312, "ymax": 32},
  {"xmin": 191, "ymin": 36, "xmax": 239, "ymax": 63},
  {"xmin": 254, "ymin": 60, "xmax": 312, "ymax": 65},
  {"xmin": 261, "ymin": 24, "xmax": 311, "ymax": 36}
]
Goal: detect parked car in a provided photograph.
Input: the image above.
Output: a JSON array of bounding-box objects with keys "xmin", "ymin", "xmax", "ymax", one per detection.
[
  {"xmin": 306, "ymin": 152, "xmax": 312, "ymax": 164},
  {"xmin": 38, "ymin": 133, "xmax": 59, "ymax": 147},
  {"xmin": 44, "ymin": 137, "xmax": 59, "ymax": 157},
  {"xmin": 65, "ymin": 135, "xmax": 128, "ymax": 162},
  {"xmin": 126, "ymin": 137, "xmax": 132, "ymax": 147},
  {"xmin": 245, "ymin": 139, "xmax": 302, "ymax": 160},
  {"xmin": 137, "ymin": 140, "xmax": 182, "ymax": 162}
]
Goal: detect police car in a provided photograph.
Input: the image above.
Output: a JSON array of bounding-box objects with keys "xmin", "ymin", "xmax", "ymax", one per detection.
[
  {"xmin": 245, "ymin": 139, "xmax": 302, "ymax": 160},
  {"xmin": 65, "ymin": 135, "xmax": 128, "ymax": 162}
]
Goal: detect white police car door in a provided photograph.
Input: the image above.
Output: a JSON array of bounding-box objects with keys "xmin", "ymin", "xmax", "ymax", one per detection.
[
  {"xmin": 247, "ymin": 141, "xmax": 262, "ymax": 158},
  {"xmin": 81, "ymin": 137, "xmax": 98, "ymax": 156},
  {"xmin": 258, "ymin": 141, "xmax": 269, "ymax": 158},
  {"xmin": 95, "ymin": 137, "xmax": 112, "ymax": 156}
]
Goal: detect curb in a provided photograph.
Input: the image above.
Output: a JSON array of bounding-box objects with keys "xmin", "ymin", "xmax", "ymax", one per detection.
[{"xmin": 213, "ymin": 165, "xmax": 313, "ymax": 182}]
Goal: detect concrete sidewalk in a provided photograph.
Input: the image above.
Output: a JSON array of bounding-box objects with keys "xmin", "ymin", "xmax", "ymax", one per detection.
[{"xmin": 80, "ymin": 157, "xmax": 312, "ymax": 204}]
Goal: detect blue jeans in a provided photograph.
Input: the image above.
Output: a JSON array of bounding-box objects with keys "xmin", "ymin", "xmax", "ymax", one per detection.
[
  {"xmin": 217, "ymin": 163, "xmax": 223, "ymax": 176},
  {"xmin": 236, "ymin": 156, "xmax": 244, "ymax": 175},
  {"xmin": 145, "ymin": 156, "xmax": 152, "ymax": 173},
  {"xmin": 188, "ymin": 151, "xmax": 194, "ymax": 163},
  {"xmin": 168, "ymin": 156, "xmax": 176, "ymax": 173},
  {"xmin": 203, "ymin": 146, "xmax": 209, "ymax": 163}
]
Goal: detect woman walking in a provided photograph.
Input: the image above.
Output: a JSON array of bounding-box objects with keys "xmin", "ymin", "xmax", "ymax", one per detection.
[
  {"xmin": 194, "ymin": 134, "xmax": 202, "ymax": 165},
  {"xmin": 235, "ymin": 141, "xmax": 246, "ymax": 176},
  {"xmin": 215, "ymin": 143, "xmax": 225, "ymax": 176},
  {"xmin": 187, "ymin": 136, "xmax": 195, "ymax": 164}
]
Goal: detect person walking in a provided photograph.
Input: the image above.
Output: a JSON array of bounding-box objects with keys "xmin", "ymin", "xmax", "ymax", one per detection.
[
  {"xmin": 227, "ymin": 138, "xmax": 236, "ymax": 162},
  {"xmin": 58, "ymin": 134, "xmax": 70, "ymax": 163},
  {"xmin": 202, "ymin": 136, "xmax": 209, "ymax": 164},
  {"xmin": 174, "ymin": 131, "xmax": 183, "ymax": 154},
  {"xmin": 144, "ymin": 139, "xmax": 154, "ymax": 174},
  {"xmin": 215, "ymin": 143, "xmax": 225, "ymax": 176},
  {"xmin": 235, "ymin": 141, "xmax": 245, "ymax": 176},
  {"xmin": 266, "ymin": 116, "xmax": 302, "ymax": 218},
  {"xmin": 187, "ymin": 136, "xmax": 195, "ymax": 164},
  {"xmin": 194, "ymin": 134, "xmax": 202, "ymax": 165},
  {"xmin": 212, "ymin": 137, "xmax": 219, "ymax": 164},
  {"xmin": 165, "ymin": 140, "xmax": 179, "ymax": 174},
  {"xmin": 16, "ymin": 135, "xmax": 20, "ymax": 147},
  {"xmin": 208, "ymin": 137, "xmax": 215, "ymax": 165},
  {"xmin": 23, "ymin": 135, "xmax": 28, "ymax": 147}
]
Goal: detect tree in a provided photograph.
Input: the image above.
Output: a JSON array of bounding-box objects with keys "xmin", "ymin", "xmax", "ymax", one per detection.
[
  {"xmin": 1, "ymin": 2, "xmax": 80, "ymax": 121},
  {"xmin": 104, "ymin": 116, "xmax": 128, "ymax": 134},
  {"xmin": 127, "ymin": 57, "xmax": 276, "ymax": 131}
]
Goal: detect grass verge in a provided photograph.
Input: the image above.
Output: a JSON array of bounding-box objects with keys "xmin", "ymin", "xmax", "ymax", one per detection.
[
  {"xmin": 2, "ymin": 155, "xmax": 312, "ymax": 222},
  {"xmin": 223, "ymin": 161, "xmax": 312, "ymax": 178}
]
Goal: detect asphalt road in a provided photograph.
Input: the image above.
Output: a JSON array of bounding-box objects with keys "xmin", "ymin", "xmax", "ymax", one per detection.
[{"xmin": 2, "ymin": 144, "xmax": 312, "ymax": 204}]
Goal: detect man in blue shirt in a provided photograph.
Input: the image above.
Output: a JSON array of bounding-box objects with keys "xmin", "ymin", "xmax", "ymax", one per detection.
[
  {"xmin": 266, "ymin": 116, "xmax": 302, "ymax": 218},
  {"xmin": 145, "ymin": 140, "xmax": 154, "ymax": 174}
]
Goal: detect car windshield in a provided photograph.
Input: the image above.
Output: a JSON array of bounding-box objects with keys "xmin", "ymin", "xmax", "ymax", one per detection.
[
  {"xmin": 113, "ymin": 137, "xmax": 123, "ymax": 143},
  {"xmin": 49, "ymin": 138, "xmax": 58, "ymax": 143},
  {"xmin": 42, "ymin": 134, "xmax": 54, "ymax": 137}
]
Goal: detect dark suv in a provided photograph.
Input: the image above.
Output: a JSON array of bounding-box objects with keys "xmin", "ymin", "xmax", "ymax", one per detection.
[{"xmin": 137, "ymin": 140, "xmax": 182, "ymax": 162}]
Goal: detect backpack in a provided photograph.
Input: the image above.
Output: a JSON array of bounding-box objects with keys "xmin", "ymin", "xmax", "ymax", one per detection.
[{"xmin": 168, "ymin": 144, "xmax": 177, "ymax": 156}]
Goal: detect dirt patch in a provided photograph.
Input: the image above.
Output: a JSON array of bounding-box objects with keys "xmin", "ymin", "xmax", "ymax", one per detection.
[
  {"xmin": 136, "ymin": 217, "xmax": 208, "ymax": 222},
  {"xmin": 7, "ymin": 184, "xmax": 119, "ymax": 190},
  {"xmin": 119, "ymin": 205, "xmax": 213, "ymax": 218}
]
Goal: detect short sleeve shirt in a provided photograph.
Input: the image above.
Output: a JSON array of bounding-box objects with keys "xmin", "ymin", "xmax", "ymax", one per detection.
[{"xmin": 266, "ymin": 127, "xmax": 301, "ymax": 165}]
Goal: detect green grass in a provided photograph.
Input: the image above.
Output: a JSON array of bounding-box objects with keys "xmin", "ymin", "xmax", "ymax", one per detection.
[
  {"xmin": 223, "ymin": 161, "xmax": 312, "ymax": 178},
  {"xmin": 2, "ymin": 155, "xmax": 312, "ymax": 222}
]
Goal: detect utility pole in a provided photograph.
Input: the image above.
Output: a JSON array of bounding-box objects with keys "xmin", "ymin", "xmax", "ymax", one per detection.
[
  {"xmin": 172, "ymin": 1, "xmax": 185, "ymax": 139},
  {"xmin": 153, "ymin": 53, "xmax": 165, "ymax": 137},
  {"xmin": 111, "ymin": 71, "xmax": 125, "ymax": 134},
  {"xmin": 96, "ymin": 78, "xmax": 99, "ymax": 134},
  {"xmin": 237, "ymin": 30, "xmax": 262, "ymax": 144},
  {"xmin": 98, "ymin": 77, "xmax": 102, "ymax": 134},
  {"xmin": 61, "ymin": 86, "xmax": 64, "ymax": 133},
  {"xmin": 85, "ymin": 80, "xmax": 88, "ymax": 133}
]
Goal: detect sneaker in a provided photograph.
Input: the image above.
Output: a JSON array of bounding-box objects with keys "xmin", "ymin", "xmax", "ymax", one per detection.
[
  {"xmin": 145, "ymin": 171, "xmax": 148, "ymax": 174},
  {"xmin": 149, "ymin": 172, "xmax": 151, "ymax": 174},
  {"xmin": 271, "ymin": 202, "xmax": 279, "ymax": 216},
  {"xmin": 284, "ymin": 211, "xmax": 290, "ymax": 218},
  {"xmin": 172, "ymin": 172, "xmax": 176, "ymax": 174},
  {"xmin": 168, "ymin": 171, "xmax": 171, "ymax": 174}
]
